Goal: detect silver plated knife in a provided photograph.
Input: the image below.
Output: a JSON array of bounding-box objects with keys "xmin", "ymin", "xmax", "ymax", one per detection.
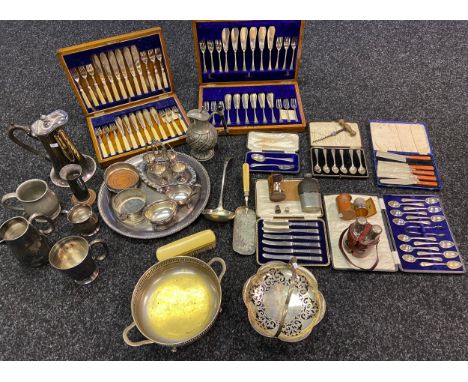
[
  {"xmin": 262, "ymin": 240, "xmax": 321, "ymax": 248},
  {"xmin": 262, "ymin": 253, "xmax": 322, "ymax": 262},
  {"xmin": 264, "ymin": 247, "xmax": 322, "ymax": 255},
  {"xmin": 263, "ymin": 233, "xmax": 320, "ymax": 241},
  {"xmin": 264, "ymin": 220, "xmax": 319, "ymax": 227},
  {"xmin": 263, "ymin": 228, "xmax": 320, "ymax": 234}
]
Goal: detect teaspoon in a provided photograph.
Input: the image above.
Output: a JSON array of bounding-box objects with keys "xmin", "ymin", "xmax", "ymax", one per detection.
[
  {"xmin": 400, "ymin": 244, "xmax": 439, "ymax": 252},
  {"xmin": 322, "ymin": 149, "xmax": 330, "ymax": 174},
  {"xmin": 402, "ymin": 254, "xmax": 443, "ymax": 263},
  {"xmin": 388, "ymin": 200, "xmax": 424, "ymax": 208},
  {"xmin": 391, "ymin": 210, "xmax": 427, "ymax": 217},
  {"xmin": 331, "ymin": 149, "xmax": 339, "ymax": 174},
  {"xmin": 339, "ymin": 149, "xmax": 347, "ymax": 174},
  {"xmin": 393, "ymin": 218, "xmax": 431, "ymax": 226},
  {"xmin": 348, "ymin": 149, "xmax": 357, "ymax": 175},
  {"xmin": 405, "ymin": 215, "xmax": 445, "ymax": 222},
  {"xmin": 402, "ymin": 206, "xmax": 442, "ymax": 213},
  {"xmin": 356, "ymin": 150, "xmax": 366, "ymax": 175},
  {"xmin": 251, "ymin": 153, "xmax": 294, "ymax": 163},
  {"xmin": 417, "ymin": 251, "xmax": 459, "ymax": 259},
  {"xmin": 401, "ymin": 197, "xmax": 439, "ymax": 204},
  {"xmin": 420, "ymin": 261, "xmax": 462, "ymax": 269},
  {"xmin": 313, "ymin": 148, "xmax": 321, "ymax": 174},
  {"xmin": 413, "ymin": 240, "xmax": 454, "ymax": 247},
  {"xmin": 397, "ymin": 234, "xmax": 436, "ymax": 242}
]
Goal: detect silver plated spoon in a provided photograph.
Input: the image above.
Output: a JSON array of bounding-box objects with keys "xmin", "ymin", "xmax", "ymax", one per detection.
[
  {"xmin": 348, "ymin": 149, "xmax": 357, "ymax": 175},
  {"xmin": 402, "ymin": 254, "xmax": 443, "ymax": 263},
  {"xmin": 356, "ymin": 150, "xmax": 366, "ymax": 175},
  {"xmin": 400, "ymin": 244, "xmax": 439, "ymax": 252},
  {"xmin": 417, "ymin": 251, "xmax": 459, "ymax": 259},
  {"xmin": 331, "ymin": 149, "xmax": 339, "ymax": 174},
  {"xmin": 405, "ymin": 215, "xmax": 445, "ymax": 222},
  {"xmin": 420, "ymin": 261, "xmax": 462, "ymax": 269},
  {"xmin": 397, "ymin": 234, "xmax": 436, "ymax": 242},
  {"xmin": 339, "ymin": 149, "xmax": 347, "ymax": 174},
  {"xmin": 251, "ymin": 153, "xmax": 294, "ymax": 163},
  {"xmin": 391, "ymin": 210, "xmax": 427, "ymax": 217},
  {"xmin": 401, "ymin": 197, "xmax": 439, "ymax": 204},
  {"xmin": 393, "ymin": 218, "xmax": 431, "ymax": 226},
  {"xmin": 313, "ymin": 149, "xmax": 321, "ymax": 174},
  {"xmin": 389, "ymin": 200, "xmax": 425, "ymax": 208},
  {"xmin": 322, "ymin": 149, "xmax": 330, "ymax": 174}
]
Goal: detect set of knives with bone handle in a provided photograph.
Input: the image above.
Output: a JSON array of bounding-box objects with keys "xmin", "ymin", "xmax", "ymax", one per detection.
[
  {"xmin": 258, "ymin": 219, "xmax": 328, "ymax": 264},
  {"xmin": 199, "ymin": 26, "xmax": 298, "ymax": 74},
  {"xmin": 93, "ymin": 105, "xmax": 187, "ymax": 159},
  {"xmin": 69, "ymin": 45, "xmax": 170, "ymax": 110}
]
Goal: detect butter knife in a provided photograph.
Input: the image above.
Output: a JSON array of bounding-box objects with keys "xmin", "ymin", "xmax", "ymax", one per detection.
[
  {"xmin": 262, "ymin": 239, "xmax": 321, "ymax": 248},
  {"xmin": 92, "ymin": 54, "xmax": 113, "ymax": 103},
  {"xmin": 130, "ymin": 45, "xmax": 149, "ymax": 94},
  {"xmin": 263, "ymin": 234, "xmax": 320, "ymax": 241},
  {"xmin": 258, "ymin": 26, "xmax": 267, "ymax": 71},
  {"xmin": 221, "ymin": 28, "xmax": 230, "ymax": 72},
  {"xmin": 249, "ymin": 27, "xmax": 258, "ymax": 71},
  {"xmin": 99, "ymin": 52, "xmax": 120, "ymax": 101},
  {"xmin": 263, "ymin": 247, "xmax": 322, "ymax": 255},
  {"xmin": 262, "ymin": 253, "xmax": 322, "ymax": 262},
  {"xmin": 108, "ymin": 51, "xmax": 128, "ymax": 99},
  {"xmin": 231, "ymin": 28, "xmax": 239, "ymax": 71},
  {"xmin": 123, "ymin": 47, "xmax": 142, "ymax": 96},
  {"xmin": 115, "ymin": 48, "xmax": 135, "ymax": 98},
  {"xmin": 267, "ymin": 26, "xmax": 276, "ymax": 70}
]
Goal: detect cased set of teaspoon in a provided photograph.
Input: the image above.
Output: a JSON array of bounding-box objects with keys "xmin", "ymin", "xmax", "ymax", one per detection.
[
  {"xmin": 58, "ymin": 27, "xmax": 189, "ymax": 166},
  {"xmin": 194, "ymin": 21, "xmax": 306, "ymax": 134}
]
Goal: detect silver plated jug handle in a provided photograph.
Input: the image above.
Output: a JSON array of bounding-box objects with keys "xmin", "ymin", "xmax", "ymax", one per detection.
[
  {"xmin": 1, "ymin": 193, "xmax": 24, "ymax": 212},
  {"xmin": 7, "ymin": 124, "xmax": 50, "ymax": 162},
  {"xmin": 207, "ymin": 257, "xmax": 226, "ymax": 282},
  {"xmin": 122, "ymin": 322, "xmax": 155, "ymax": 347},
  {"xmin": 89, "ymin": 239, "xmax": 108, "ymax": 261},
  {"xmin": 28, "ymin": 213, "xmax": 55, "ymax": 235}
]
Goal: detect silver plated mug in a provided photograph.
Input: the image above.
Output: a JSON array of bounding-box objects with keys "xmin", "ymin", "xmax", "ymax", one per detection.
[
  {"xmin": 0, "ymin": 213, "xmax": 55, "ymax": 267},
  {"xmin": 1, "ymin": 179, "xmax": 61, "ymax": 220}
]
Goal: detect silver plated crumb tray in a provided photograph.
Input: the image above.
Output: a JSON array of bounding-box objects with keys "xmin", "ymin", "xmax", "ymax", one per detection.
[{"xmin": 98, "ymin": 153, "xmax": 210, "ymax": 239}]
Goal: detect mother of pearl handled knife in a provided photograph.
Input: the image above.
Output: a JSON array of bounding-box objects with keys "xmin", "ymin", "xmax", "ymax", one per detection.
[
  {"xmin": 92, "ymin": 54, "xmax": 113, "ymax": 103},
  {"xmin": 262, "ymin": 253, "xmax": 322, "ymax": 262},
  {"xmin": 258, "ymin": 26, "xmax": 267, "ymax": 71},
  {"xmin": 221, "ymin": 28, "xmax": 230, "ymax": 72},
  {"xmin": 123, "ymin": 47, "xmax": 142, "ymax": 96},
  {"xmin": 262, "ymin": 240, "xmax": 321, "ymax": 248},
  {"xmin": 115, "ymin": 48, "xmax": 135, "ymax": 98},
  {"xmin": 240, "ymin": 27, "xmax": 248, "ymax": 71},
  {"xmin": 264, "ymin": 247, "xmax": 322, "ymax": 255},
  {"xmin": 130, "ymin": 45, "xmax": 149, "ymax": 94},
  {"xmin": 99, "ymin": 52, "xmax": 120, "ymax": 101},
  {"xmin": 267, "ymin": 26, "xmax": 276, "ymax": 70},
  {"xmin": 263, "ymin": 233, "xmax": 320, "ymax": 241},
  {"xmin": 249, "ymin": 27, "xmax": 258, "ymax": 71},
  {"xmin": 108, "ymin": 50, "xmax": 128, "ymax": 99}
]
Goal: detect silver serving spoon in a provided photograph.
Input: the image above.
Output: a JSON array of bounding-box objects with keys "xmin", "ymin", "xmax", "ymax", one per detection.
[
  {"xmin": 313, "ymin": 149, "xmax": 321, "ymax": 174},
  {"xmin": 240, "ymin": 27, "xmax": 248, "ymax": 72},
  {"xmin": 402, "ymin": 254, "xmax": 443, "ymax": 263},
  {"xmin": 339, "ymin": 149, "xmax": 347, "ymax": 174},
  {"xmin": 331, "ymin": 149, "xmax": 339, "ymax": 174},
  {"xmin": 397, "ymin": 234, "xmax": 436, "ymax": 242},
  {"xmin": 258, "ymin": 93, "xmax": 267, "ymax": 123},
  {"xmin": 251, "ymin": 153, "xmax": 294, "ymax": 163},
  {"xmin": 356, "ymin": 150, "xmax": 366, "ymax": 175},
  {"xmin": 224, "ymin": 94, "xmax": 232, "ymax": 125},
  {"xmin": 266, "ymin": 93, "xmax": 276, "ymax": 123},
  {"xmin": 250, "ymin": 93, "xmax": 258, "ymax": 124},
  {"xmin": 202, "ymin": 158, "xmax": 235, "ymax": 222},
  {"xmin": 241, "ymin": 93, "xmax": 250, "ymax": 124},
  {"xmin": 405, "ymin": 215, "xmax": 445, "ymax": 222},
  {"xmin": 322, "ymin": 148, "xmax": 330, "ymax": 174},
  {"xmin": 401, "ymin": 197, "xmax": 439, "ymax": 204},
  {"xmin": 417, "ymin": 251, "xmax": 459, "ymax": 259},
  {"xmin": 391, "ymin": 209, "xmax": 427, "ymax": 217},
  {"xmin": 231, "ymin": 28, "xmax": 239, "ymax": 71},
  {"xmin": 393, "ymin": 218, "xmax": 431, "ymax": 226},
  {"xmin": 233, "ymin": 93, "xmax": 241, "ymax": 124},
  {"xmin": 348, "ymin": 149, "xmax": 357, "ymax": 175},
  {"xmin": 258, "ymin": 26, "xmax": 267, "ymax": 71},
  {"xmin": 389, "ymin": 200, "xmax": 425, "ymax": 208},
  {"xmin": 420, "ymin": 261, "xmax": 462, "ymax": 269},
  {"xmin": 400, "ymin": 244, "xmax": 439, "ymax": 252}
]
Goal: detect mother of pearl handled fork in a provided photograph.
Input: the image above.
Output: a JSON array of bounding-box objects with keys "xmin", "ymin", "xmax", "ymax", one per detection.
[
  {"xmin": 258, "ymin": 93, "xmax": 267, "ymax": 123},
  {"xmin": 231, "ymin": 28, "xmax": 239, "ymax": 72},
  {"xmin": 221, "ymin": 28, "xmax": 230, "ymax": 72},
  {"xmin": 224, "ymin": 94, "xmax": 232, "ymax": 125},
  {"xmin": 242, "ymin": 93, "xmax": 250, "ymax": 124},
  {"xmin": 249, "ymin": 27, "xmax": 258, "ymax": 71},
  {"xmin": 266, "ymin": 93, "xmax": 276, "ymax": 123},
  {"xmin": 267, "ymin": 26, "xmax": 276, "ymax": 70},
  {"xmin": 233, "ymin": 94, "xmax": 241, "ymax": 124},
  {"xmin": 240, "ymin": 27, "xmax": 248, "ymax": 72},
  {"xmin": 250, "ymin": 93, "xmax": 258, "ymax": 124},
  {"xmin": 258, "ymin": 27, "xmax": 267, "ymax": 71}
]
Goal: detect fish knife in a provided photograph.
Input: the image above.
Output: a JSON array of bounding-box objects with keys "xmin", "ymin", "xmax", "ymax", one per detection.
[
  {"xmin": 262, "ymin": 253, "xmax": 322, "ymax": 262},
  {"xmin": 263, "ymin": 233, "xmax": 320, "ymax": 241},
  {"xmin": 262, "ymin": 239, "xmax": 321, "ymax": 248},
  {"xmin": 263, "ymin": 247, "xmax": 322, "ymax": 254}
]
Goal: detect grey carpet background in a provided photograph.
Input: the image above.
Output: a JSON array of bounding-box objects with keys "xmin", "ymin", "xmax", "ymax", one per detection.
[{"xmin": 0, "ymin": 21, "xmax": 467, "ymax": 360}]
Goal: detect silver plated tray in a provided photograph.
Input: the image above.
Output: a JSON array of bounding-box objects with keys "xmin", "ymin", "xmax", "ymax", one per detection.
[{"xmin": 98, "ymin": 153, "xmax": 210, "ymax": 239}]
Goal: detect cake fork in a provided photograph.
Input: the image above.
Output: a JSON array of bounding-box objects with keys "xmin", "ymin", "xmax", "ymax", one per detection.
[
  {"xmin": 96, "ymin": 128, "xmax": 108, "ymax": 158},
  {"xmin": 276, "ymin": 98, "xmax": 283, "ymax": 121},
  {"xmin": 290, "ymin": 98, "xmax": 298, "ymax": 122},
  {"xmin": 140, "ymin": 51, "xmax": 156, "ymax": 92},
  {"xmin": 85, "ymin": 64, "xmax": 106, "ymax": 105},
  {"xmin": 155, "ymin": 48, "xmax": 169, "ymax": 89},
  {"xmin": 70, "ymin": 67, "xmax": 92, "ymax": 109},
  {"xmin": 283, "ymin": 98, "xmax": 291, "ymax": 122},
  {"xmin": 147, "ymin": 49, "xmax": 163, "ymax": 90},
  {"xmin": 289, "ymin": 36, "xmax": 298, "ymax": 71},
  {"xmin": 78, "ymin": 66, "xmax": 99, "ymax": 107}
]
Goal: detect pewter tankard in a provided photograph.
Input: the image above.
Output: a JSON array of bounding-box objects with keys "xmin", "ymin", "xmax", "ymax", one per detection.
[{"xmin": 0, "ymin": 214, "xmax": 55, "ymax": 267}]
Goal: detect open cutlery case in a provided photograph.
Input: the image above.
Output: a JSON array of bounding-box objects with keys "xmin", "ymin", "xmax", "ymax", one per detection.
[
  {"xmin": 369, "ymin": 120, "xmax": 442, "ymax": 190},
  {"xmin": 245, "ymin": 132, "xmax": 300, "ymax": 174},
  {"xmin": 323, "ymin": 193, "xmax": 464, "ymax": 274},
  {"xmin": 57, "ymin": 27, "xmax": 189, "ymax": 167},
  {"xmin": 309, "ymin": 121, "xmax": 369, "ymax": 178},
  {"xmin": 192, "ymin": 20, "xmax": 306, "ymax": 134},
  {"xmin": 255, "ymin": 178, "xmax": 330, "ymax": 267}
]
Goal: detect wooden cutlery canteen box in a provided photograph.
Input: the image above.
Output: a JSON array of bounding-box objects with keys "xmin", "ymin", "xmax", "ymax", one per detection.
[
  {"xmin": 192, "ymin": 20, "xmax": 306, "ymax": 134},
  {"xmin": 57, "ymin": 27, "xmax": 189, "ymax": 167}
]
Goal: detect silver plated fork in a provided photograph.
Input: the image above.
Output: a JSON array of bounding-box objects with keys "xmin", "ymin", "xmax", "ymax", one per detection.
[
  {"xmin": 282, "ymin": 37, "xmax": 291, "ymax": 70},
  {"xmin": 207, "ymin": 40, "xmax": 215, "ymax": 74},
  {"xmin": 215, "ymin": 40, "xmax": 223, "ymax": 73},
  {"xmin": 275, "ymin": 37, "xmax": 283, "ymax": 70},
  {"xmin": 200, "ymin": 40, "xmax": 207, "ymax": 73}
]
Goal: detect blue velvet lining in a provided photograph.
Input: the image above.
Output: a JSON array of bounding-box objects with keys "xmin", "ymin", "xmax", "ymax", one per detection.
[
  {"xmin": 310, "ymin": 148, "xmax": 368, "ymax": 178},
  {"xmin": 245, "ymin": 151, "xmax": 300, "ymax": 174},
  {"xmin": 369, "ymin": 120, "xmax": 442, "ymax": 191},
  {"xmin": 62, "ymin": 34, "xmax": 171, "ymax": 112},
  {"xmin": 257, "ymin": 219, "xmax": 329, "ymax": 266},
  {"xmin": 195, "ymin": 21, "xmax": 302, "ymax": 83},
  {"xmin": 383, "ymin": 195, "xmax": 464, "ymax": 274},
  {"xmin": 201, "ymin": 83, "xmax": 302, "ymax": 128},
  {"xmin": 90, "ymin": 96, "xmax": 186, "ymax": 142}
]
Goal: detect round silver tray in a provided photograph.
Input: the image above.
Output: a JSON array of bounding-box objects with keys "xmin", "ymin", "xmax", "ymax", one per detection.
[{"xmin": 98, "ymin": 153, "xmax": 210, "ymax": 239}]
